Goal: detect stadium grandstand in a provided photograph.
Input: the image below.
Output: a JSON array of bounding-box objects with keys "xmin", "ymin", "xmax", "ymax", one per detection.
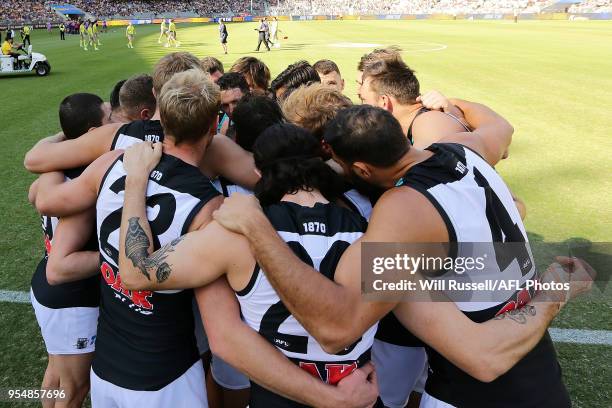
[{"xmin": 1, "ymin": 0, "xmax": 611, "ymax": 25}]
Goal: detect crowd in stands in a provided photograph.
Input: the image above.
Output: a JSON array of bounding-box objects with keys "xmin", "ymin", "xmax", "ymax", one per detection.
[
  {"xmin": 67, "ymin": 0, "xmax": 263, "ymax": 19},
  {"xmin": 2, "ymin": 0, "xmax": 611, "ymax": 25},
  {"xmin": 1, "ymin": 1, "xmax": 59, "ymax": 25},
  {"xmin": 269, "ymin": 0, "xmax": 560, "ymax": 16},
  {"xmin": 568, "ymin": 0, "xmax": 612, "ymax": 12}
]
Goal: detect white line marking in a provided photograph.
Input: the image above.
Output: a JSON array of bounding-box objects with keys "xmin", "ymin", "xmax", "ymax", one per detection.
[
  {"xmin": 548, "ymin": 328, "xmax": 612, "ymax": 346},
  {"xmin": 0, "ymin": 290, "xmax": 610, "ymax": 345},
  {"xmin": 0, "ymin": 290, "xmax": 30, "ymax": 304}
]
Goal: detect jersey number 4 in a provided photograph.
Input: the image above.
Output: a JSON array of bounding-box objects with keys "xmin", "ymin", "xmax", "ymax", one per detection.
[{"xmin": 473, "ymin": 168, "xmax": 533, "ymax": 276}]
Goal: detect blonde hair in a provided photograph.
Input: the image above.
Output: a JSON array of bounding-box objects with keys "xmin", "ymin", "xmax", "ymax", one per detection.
[
  {"xmin": 282, "ymin": 83, "xmax": 352, "ymax": 140},
  {"xmin": 152, "ymin": 52, "xmax": 203, "ymax": 95},
  {"xmin": 158, "ymin": 69, "xmax": 220, "ymax": 145}
]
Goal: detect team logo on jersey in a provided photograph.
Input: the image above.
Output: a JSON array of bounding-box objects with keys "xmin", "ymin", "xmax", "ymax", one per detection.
[
  {"xmin": 299, "ymin": 361, "xmax": 358, "ymax": 385},
  {"xmin": 75, "ymin": 338, "xmax": 89, "ymax": 349},
  {"xmin": 101, "ymin": 261, "xmax": 154, "ymax": 314}
]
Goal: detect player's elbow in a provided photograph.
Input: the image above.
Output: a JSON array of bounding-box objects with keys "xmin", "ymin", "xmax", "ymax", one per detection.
[
  {"xmin": 24, "ymin": 152, "xmax": 45, "ymax": 174},
  {"xmin": 317, "ymin": 323, "xmax": 358, "ymax": 354},
  {"xmin": 35, "ymin": 193, "xmax": 56, "ymax": 217},
  {"xmin": 46, "ymin": 259, "xmax": 67, "ymax": 286},
  {"xmin": 120, "ymin": 271, "xmax": 149, "ymax": 291},
  {"xmin": 465, "ymin": 355, "xmax": 510, "ymax": 383}
]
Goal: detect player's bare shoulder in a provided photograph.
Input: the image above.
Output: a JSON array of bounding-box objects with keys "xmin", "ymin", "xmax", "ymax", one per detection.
[{"xmin": 367, "ymin": 186, "xmax": 448, "ymax": 243}]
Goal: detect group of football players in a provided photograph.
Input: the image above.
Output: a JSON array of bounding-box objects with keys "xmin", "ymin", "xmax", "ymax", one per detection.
[{"xmin": 24, "ymin": 49, "xmax": 592, "ymax": 408}]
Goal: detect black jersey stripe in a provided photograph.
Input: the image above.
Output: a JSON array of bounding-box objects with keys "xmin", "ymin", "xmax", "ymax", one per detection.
[{"xmin": 235, "ymin": 264, "xmax": 261, "ymax": 297}]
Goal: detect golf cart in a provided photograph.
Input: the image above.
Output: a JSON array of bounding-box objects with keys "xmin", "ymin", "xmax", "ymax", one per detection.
[{"xmin": 0, "ymin": 45, "xmax": 51, "ymax": 76}]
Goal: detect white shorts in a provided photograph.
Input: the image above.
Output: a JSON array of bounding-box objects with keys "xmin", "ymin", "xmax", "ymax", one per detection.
[
  {"xmin": 30, "ymin": 288, "xmax": 99, "ymax": 355},
  {"xmin": 419, "ymin": 391, "xmax": 455, "ymax": 408},
  {"xmin": 193, "ymin": 298, "xmax": 209, "ymax": 355},
  {"xmin": 90, "ymin": 360, "xmax": 207, "ymax": 408},
  {"xmin": 211, "ymin": 354, "xmax": 250, "ymax": 390},
  {"xmin": 371, "ymin": 339, "xmax": 428, "ymax": 408}
]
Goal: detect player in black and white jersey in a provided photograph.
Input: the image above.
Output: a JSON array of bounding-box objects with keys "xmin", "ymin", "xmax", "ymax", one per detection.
[
  {"xmin": 115, "ymin": 124, "xmax": 379, "ymax": 408},
  {"xmin": 356, "ymin": 50, "xmax": 521, "ymax": 407},
  {"xmin": 358, "ymin": 49, "xmax": 470, "ymax": 149},
  {"xmin": 212, "ymin": 105, "xmax": 593, "ymax": 408},
  {"xmin": 28, "ymin": 93, "xmax": 109, "ymax": 408},
  {"xmin": 24, "ymin": 52, "xmax": 259, "ymax": 193},
  {"xmin": 33, "ymin": 69, "xmax": 226, "ymax": 407}
]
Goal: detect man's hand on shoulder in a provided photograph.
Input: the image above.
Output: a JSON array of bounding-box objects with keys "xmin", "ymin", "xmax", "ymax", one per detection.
[
  {"xmin": 123, "ymin": 142, "xmax": 162, "ymax": 182},
  {"xmin": 212, "ymin": 193, "xmax": 264, "ymax": 235}
]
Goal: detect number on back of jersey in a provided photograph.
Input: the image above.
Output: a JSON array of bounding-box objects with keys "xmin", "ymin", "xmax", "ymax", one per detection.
[{"xmin": 302, "ymin": 221, "xmax": 326, "ymax": 234}]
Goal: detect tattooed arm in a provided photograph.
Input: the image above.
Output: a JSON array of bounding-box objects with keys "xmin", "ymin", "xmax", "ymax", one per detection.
[
  {"xmin": 117, "ymin": 139, "xmax": 252, "ymax": 291},
  {"xmin": 119, "ymin": 215, "xmax": 253, "ymax": 291},
  {"xmin": 394, "ymin": 299, "xmax": 560, "ymax": 383}
]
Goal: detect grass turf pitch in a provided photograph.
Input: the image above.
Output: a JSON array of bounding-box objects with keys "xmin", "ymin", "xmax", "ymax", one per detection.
[{"xmin": 0, "ymin": 19, "xmax": 610, "ymax": 407}]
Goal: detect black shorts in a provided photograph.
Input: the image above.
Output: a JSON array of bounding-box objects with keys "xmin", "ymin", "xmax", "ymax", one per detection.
[{"xmin": 220, "ymin": 35, "xmax": 227, "ymax": 44}]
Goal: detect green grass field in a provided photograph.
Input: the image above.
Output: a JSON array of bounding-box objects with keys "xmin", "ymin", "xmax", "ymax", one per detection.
[{"xmin": 0, "ymin": 19, "xmax": 610, "ymax": 407}]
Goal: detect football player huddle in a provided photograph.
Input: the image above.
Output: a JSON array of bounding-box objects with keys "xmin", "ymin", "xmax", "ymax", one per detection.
[{"xmin": 24, "ymin": 49, "xmax": 593, "ymax": 408}]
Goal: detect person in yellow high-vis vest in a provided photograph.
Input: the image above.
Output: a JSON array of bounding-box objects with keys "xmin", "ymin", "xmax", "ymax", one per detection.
[
  {"xmin": 126, "ymin": 23, "xmax": 135, "ymax": 49},
  {"xmin": 79, "ymin": 21, "xmax": 86, "ymax": 48},
  {"xmin": 22, "ymin": 25, "xmax": 31, "ymax": 47}
]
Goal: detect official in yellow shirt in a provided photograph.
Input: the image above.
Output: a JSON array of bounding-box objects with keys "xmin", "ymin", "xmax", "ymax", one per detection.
[
  {"xmin": 158, "ymin": 19, "xmax": 167, "ymax": 44},
  {"xmin": 79, "ymin": 23, "xmax": 86, "ymax": 48},
  {"xmin": 22, "ymin": 25, "xmax": 31, "ymax": 47},
  {"xmin": 126, "ymin": 23, "xmax": 135, "ymax": 48}
]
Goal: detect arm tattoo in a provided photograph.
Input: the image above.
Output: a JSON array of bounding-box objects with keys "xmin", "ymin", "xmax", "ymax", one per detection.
[
  {"xmin": 125, "ymin": 217, "xmax": 183, "ymax": 283},
  {"xmin": 494, "ymin": 305, "xmax": 536, "ymax": 324}
]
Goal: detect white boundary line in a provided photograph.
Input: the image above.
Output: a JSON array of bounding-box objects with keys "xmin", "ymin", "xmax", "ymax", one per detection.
[
  {"xmin": 1, "ymin": 289, "xmax": 609, "ymax": 345},
  {"xmin": 0, "ymin": 290, "xmax": 30, "ymax": 304}
]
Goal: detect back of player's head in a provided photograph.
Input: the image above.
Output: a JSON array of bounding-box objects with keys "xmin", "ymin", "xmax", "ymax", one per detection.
[
  {"xmin": 233, "ymin": 95, "xmax": 284, "ymax": 152},
  {"xmin": 120, "ymin": 74, "xmax": 156, "ymax": 121},
  {"xmin": 217, "ymin": 72, "xmax": 250, "ymax": 94},
  {"xmin": 324, "ymin": 105, "xmax": 408, "ymax": 168},
  {"xmin": 313, "ymin": 59, "xmax": 341, "ymax": 76},
  {"xmin": 158, "ymin": 69, "xmax": 220, "ymax": 145},
  {"xmin": 362, "ymin": 58, "xmax": 420, "ymax": 105},
  {"xmin": 201, "ymin": 56, "xmax": 224, "ymax": 76},
  {"xmin": 201, "ymin": 56, "xmax": 224, "ymax": 73},
  {"xmin": 270, "ymin": 61, "xmax": 320, "ymax": 101},
  {"xmin": 282, "ymin": 83, "xmax": 352, "ymax": 142},
  {"xmin": 230, "ymin": 56, "xmax": 271, "ymax": 92},
  {"xmin": 253, "ymin": 123, "xmax": 344, "ymax": 206},
  {"xmin": 109, "ymin": 79, "xmax": 127, "ymax": 112},
  {"xmin": 59, "ymin": 93, "xmax": 105, "ymax": 140},
  {"xmin": 357, "ymin": 46, "xmax": 403, "ymax": 71},
  {"xmin": 152, "ymin": 52, "xmax": 203, "ymax": 96}
]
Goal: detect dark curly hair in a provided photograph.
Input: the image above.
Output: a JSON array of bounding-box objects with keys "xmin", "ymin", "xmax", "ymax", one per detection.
[{"xmin": 253, "ymin": 123, "xmax": 344, "ymax": 206}]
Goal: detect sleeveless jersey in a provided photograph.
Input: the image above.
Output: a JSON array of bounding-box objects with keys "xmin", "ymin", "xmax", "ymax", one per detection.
[
  {"xmin": 406, "ymin": 107, "xmax": 470, "ymax": 145},
  {"xmin": 31, "ymin": 167, "xmax": 100, "ymax": 309},
  {"xmin": 92, "ymin": 153, "xmax": 220, "ymax": 391},
  {"xmin": 111, "ymin": 119, "xmax": 164, "ymax": 151},
  {"xmin": 399, "ymin": 143, "xmax": 569, "ymax": 407},
  {"xmin": 212, "ymin": 176, "xmax": 252, "ymax": 197},
  {"xmin": 237, "ymin": 201, "xmax": 377, "ymax": 407},
  {"xmin": 212, "ymin": 178, "xmax": 374, "ymax": 222},
  {"xmin": 377, "ymin": 109, "xmax": 470, "ymax": 347}
]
